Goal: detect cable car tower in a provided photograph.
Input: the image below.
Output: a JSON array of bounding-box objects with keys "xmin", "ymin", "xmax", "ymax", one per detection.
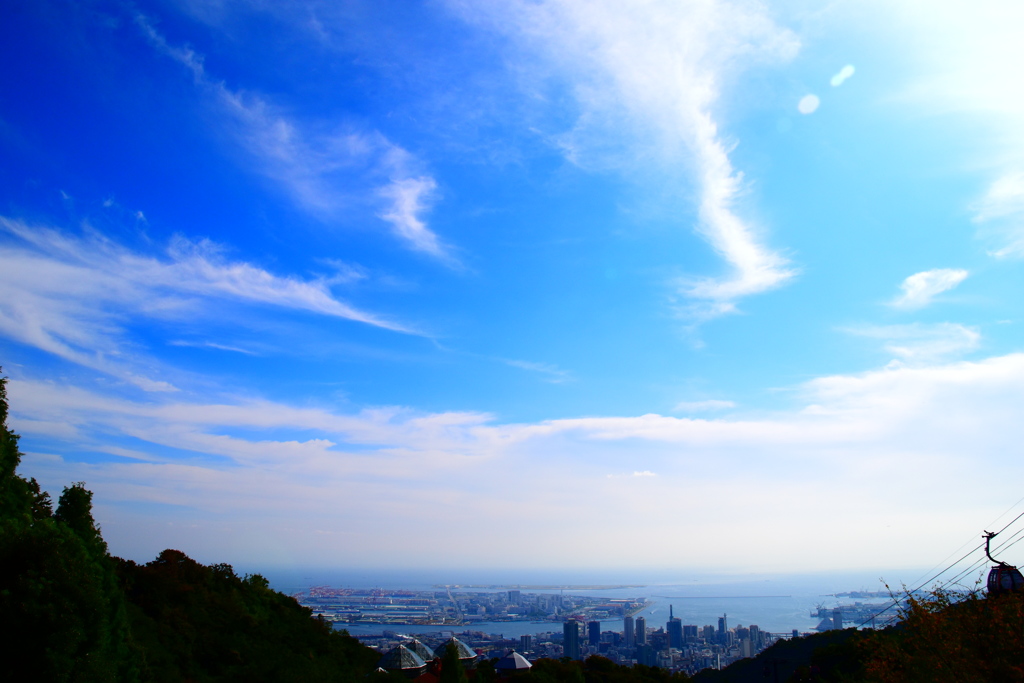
[{"xmin": 984, "ymin": 531, "xmax": 1024, "ymax": 597}]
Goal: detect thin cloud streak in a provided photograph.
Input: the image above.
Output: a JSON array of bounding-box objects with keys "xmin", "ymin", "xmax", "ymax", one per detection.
[
  {"xmin": 136, "ymin": 13, "xmax": 454, "ymax": 262},
  {"xmin": 973, "ymin": 172, "xmax": 1024, "ymax": 257},
  {"xmin": 844, "ymin": 322, "xmax": 980, "ymax": 364},
  {"xmin": 673, "ymin": 399, "xmax": 736, "ymax": 413},
  {"xmin": 503, "ymin": 359, "xmax": 573, "ymax": 384},
  {"xmin": 454, "ymin": 0, "xmax": 798, "ymax": 317},
  {"xmin": 0, "ymin": 218, "xmax": 414, "ymax": 390},
  {"xmin": 12, "ymin": 353, "xmax": 1024, "ymax": 570}
]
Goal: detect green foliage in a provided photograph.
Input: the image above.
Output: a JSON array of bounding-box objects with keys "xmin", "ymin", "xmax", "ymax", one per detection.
[
  {"xmin": 859, "ymin": 587, "xmax": 1024, "ymax": 682},
  {"xmin": 0, "ymin": 370, "xmax": 139, "ymax": 682},
  {"xmin": 0, "ymin": 368, "xmax": 381, "ymax": 681},
  {"xmin": 0, "ymin": 370, "xmax": 46, "ymax": 522},
  {"xmin": 117, "ymin": 548, "xmax": 379, "ymax": 682},
  {"xmin": 56, "ymin": 482, "xmax": 109, "ymax": 556},
  {"xmin": 527, "ymin": 655, "xmax": 689, "ymax": 683},
  {"xmin": 693, "ymin": 585, "xmax": 1024, "ymax": 683},
  {"xmin": 441, "ymin": 641, "xmax": 471, "ymax": 683},
  {"xmin": 474, "ymin": 657, "xmax": 498, "ymax": 683},
  {"xmin": 690, "ymin": 629, "xmax": 864, "ymax": 683},
  {"xmin": 0, "ymin": 514, "xmax": 137, "ymax": 681}
]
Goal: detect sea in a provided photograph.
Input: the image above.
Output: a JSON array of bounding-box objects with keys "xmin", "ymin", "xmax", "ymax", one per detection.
[{"xmin": 257, "ymin": 567, "xmax": 911, "ymax": 639}]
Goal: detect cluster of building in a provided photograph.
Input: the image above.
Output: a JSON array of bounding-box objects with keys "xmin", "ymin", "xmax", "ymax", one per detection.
[
  {"xmin": 368, "ymin": 606, "xmax": 788, "ymax": 677},
  {"xmin": 297, "ymin": 585, "xmax": 645, "ymax": 625},
  {"xmin": 558, "ymin": 609, "xmax": 779, "ymax": 674}
]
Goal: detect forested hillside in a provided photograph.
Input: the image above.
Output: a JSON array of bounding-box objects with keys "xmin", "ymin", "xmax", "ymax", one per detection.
[{"xmin": 0, "ymin": 371, "xmax": 378, "ymax": 682}]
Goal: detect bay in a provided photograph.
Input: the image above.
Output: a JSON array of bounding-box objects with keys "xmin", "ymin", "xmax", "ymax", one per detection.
[{"xmin": 256, "ymin": 568, "xmax": 900, "ymax": 639}]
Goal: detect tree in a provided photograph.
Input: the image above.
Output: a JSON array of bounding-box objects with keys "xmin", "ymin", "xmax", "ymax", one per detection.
[
  {"xmin": 0, "ymin": 368, "xmax": 48, "ymax": 521},
  {"xmin": 861, "ymin": 586, "xmax": 1024, "ymax": 682},
  {"xmin": 0, "ymin": 369, "xmax": 139, "ymax": 681},
  {"xmin": 440, "ymin": 641, "xmax": 470, "ymax": 683},
  {"xmin": 0, "ymin": 366, "xmax": 383, "ymax": 681}
]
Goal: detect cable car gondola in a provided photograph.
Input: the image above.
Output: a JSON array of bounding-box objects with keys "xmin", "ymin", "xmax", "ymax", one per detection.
[{"xmin": 984, "ymin": 531, "xmax": 1024, "ymax": 597}]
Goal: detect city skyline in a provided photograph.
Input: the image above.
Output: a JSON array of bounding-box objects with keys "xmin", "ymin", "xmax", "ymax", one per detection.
[{"xmin": 3, "ymin": 0, "xmax": 1024, "ymax": 576}]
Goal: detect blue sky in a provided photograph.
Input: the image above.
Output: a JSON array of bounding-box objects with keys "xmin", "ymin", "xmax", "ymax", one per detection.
[{"xmin": 4, "ymin": 0, "xmax": 1024, "ymax": 579}]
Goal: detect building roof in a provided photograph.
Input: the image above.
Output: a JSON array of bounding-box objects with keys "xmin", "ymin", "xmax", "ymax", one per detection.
[
  {"xmin": 404, "ymin": 639, "xmax": 437, "ymax": 663},
  {"xmin": 378, "ymin": 644, "xmax": 427, "ymax": 671},
  {"xmin": 494, "ymin": 649, "xmax": 532, "ymax": 672},
  {"xmin": 433, "ymin": 636, "xmax": 477, "ymax": 661}
]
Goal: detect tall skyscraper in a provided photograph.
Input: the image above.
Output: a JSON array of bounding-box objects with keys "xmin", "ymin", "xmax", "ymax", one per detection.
[
  {"xmin": 717, "ymin": 614, "xmax": 728, "ymax": 644},
  {"xmin": 588, "ymin": 620, "xmax": 600, "ymax": 646},
  {"xmin": 564, "ymin": 620, "xmax": 581, "ymax": 660},
  {"xmin": 520, "ymin": 634, "xmax": 532, "ymax": 653},
  {"xmin": 667, "ymin": 616, "xmax": 683, "ymax": 649},
  {"xmin": 749, "ymin": 625, "xmax": 761, "ymax": 651},
  {"xmin": 635, "ymin": 616, "xmax": 647, "ymax": 645},
  {"xmin": 624, "ymin": 615, "xmax": 635, "ymax": 646}
]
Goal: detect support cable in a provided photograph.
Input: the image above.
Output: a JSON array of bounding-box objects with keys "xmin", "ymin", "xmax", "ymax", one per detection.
[{"xmin": 857, "ymin": 502, "xmax": 1024, "ymax": 628}]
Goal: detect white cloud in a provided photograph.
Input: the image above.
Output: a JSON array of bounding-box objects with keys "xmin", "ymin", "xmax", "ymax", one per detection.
[
  {"xmin": 974, "ymin": 172, "xmax": 1024, "ymax": 222},
  {"xmin": 169, "ymin": 340, "xmax": 259, "ymax": 356},
  {"xmin": 0, "ymin": 218, "xmax": 412, "ymax": 389},
  {"xmin": 136, "ymin": 14, "xmax": 452, "ymax": 261},
  {"xmin": 503, "ymin": 359, "xmax": 573, "ymax": 384},
  {"xmin": 12, "ymin": 353, "xmax": 1024, "ymax": 572},
  {"xmin": 606, "ymin": 470, "xmax": 658, "ymax": 479},
  {"xmin": 378, "ymin": 176, "xmax": 446, "ymax": 259},
  {"xmin": 451, "ymin": 0, "xmax": 798, "ymax": 316},
  {"xmin": 673, "ymin": 399, "xmax": 736, "ymax": 413},
  {"xmin": 891, "ymin": 268, "xmax": 969, "ymax": 309},
  {"xmin": 845, "ymin": 322, "xmax": 980, "ymax": 363},
  {"xmin": 973, "ymin": 172, "xmax": 1024, "ymax": 257},
  {"xmin": 797, "ymin": 94, "xmax": 820, "ymax": 114}
]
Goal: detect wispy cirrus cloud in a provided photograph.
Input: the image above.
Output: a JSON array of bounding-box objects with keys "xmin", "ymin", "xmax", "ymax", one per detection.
[
  {"xmin": 844, "ymin": 322, "xmax": 980, "ymax": 364},
  {"xmin": 169, "ymin": 340, "xmax": 259, "ymax": 356},
  {"xmin": 452, "ymin": 0, "xmax": 798, "ymax": 319},
  {"xmin": 673, "ymin": 399, "xmax": 736, "ymax": 413},
  {"xmin": 973, "ymin": 172, "xmax": 1024, "ymax": 257},
  {"xmin": 12, "ymin": 353, "xmax": 1024, "ymax": 571},
  {"xmin": 378, "ymin": 176, "xmax": 449, "ymax": 261},
  {"xmin": 0, "ymin": 217, "xmax": 413, "ymax": 390},
  {"xmin": 135, "ymin": 13, "xmax": 453, "ymax": 263},
  {"xmin": 606, "ymin": 470, "xmax": 658, "ymax": 479},
  {"xmin": 891, "ymin": 268, "xmax": 968, "ymax": 309},
  {"xmin": 503, "ymin": 358, "xmax": 573, "ymax": 384}
]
